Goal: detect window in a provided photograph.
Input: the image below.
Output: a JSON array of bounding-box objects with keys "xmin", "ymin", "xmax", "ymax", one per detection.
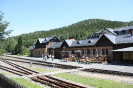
[
  {"xmin": 102, "ymin": 49, "xmax": 109, "ymax": 55},
  {"xmin": 106, "ymin": 49, "xmax": 109, "ymax": 55},
  {"xmin": 92, "ymin": 34, "xmax": 95, "ymax": 38},
  {"xmin": 88, "ymin": 40, "xmax": 91, "ymax": 43},
  {"xmin": 77, "ymin": 41, "xmax": 81, "ymax": 44},
  {"xmin": 39, "ymin": 51, "xmax": 40, "ymax": 55},
  {"xmin": 71, "ymin": 50, "xmax": 75, "ymax": 54},
  {"xmin": 118, "ymin": 31, "xmax": 122, "ymax": 35},
  {"xmin": 114, "ymin": 31, "xmax": 119, "ymax": 35},
  {"xmin": 43, "ymin": 51, "xmax": 44, "ymax": 54},
  {"xmin": 122, "ymin": 30, "xmax": 126, "ymax": 35},
  {"xmin": 125, "ymin": 30, "xmax": 129, "ymax": 34},
  {"xmin": 63, "ymin": 46, "xmax": 66, "ymax": 48},
  {"xmin": 129, "ymin": 29, "xmax": 131, "ymax": 34},
  {"xmin": 87, "ymin": 49, "xmax": 90, "ymax": 55},
  {"xmin": 36, "ymin": 51, "xmax": 37, "ymax": 55},
  {"xmin": 102, "ymin": 49, "xmax": 105, "ymax": 55},
  {"xmin": 93, "ymin": 49, "xmax": 95, "ymax": 55},
  {"xmin": 96, "ymin": 33, "xmax": 99, "ymax": 38}
]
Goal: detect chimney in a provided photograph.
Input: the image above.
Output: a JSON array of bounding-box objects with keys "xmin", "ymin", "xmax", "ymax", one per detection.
[{"xmin": 130, "ymin": 29, "xmax": 133, "ymax": 36}]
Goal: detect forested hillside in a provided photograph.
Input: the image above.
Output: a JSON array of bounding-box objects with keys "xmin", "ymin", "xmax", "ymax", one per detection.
[{"xmin": 0, "ymin": 19, "xmax": 133, "ymax": 55}]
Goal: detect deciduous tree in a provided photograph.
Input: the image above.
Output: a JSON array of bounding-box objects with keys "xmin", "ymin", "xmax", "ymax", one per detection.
[{"xmin": 0, "ymin": 12, "xmax": 12, "ymax": 40}]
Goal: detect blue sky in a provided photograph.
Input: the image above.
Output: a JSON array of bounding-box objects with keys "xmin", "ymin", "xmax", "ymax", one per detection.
[{"xmin": 0, "ymin": 0, "xmax": 133, "ymax": 37}]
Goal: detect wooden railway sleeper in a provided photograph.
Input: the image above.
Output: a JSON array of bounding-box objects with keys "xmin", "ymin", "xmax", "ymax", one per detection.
[
  {"xmin": 38, "ymin": 76, "xmax": 76, "ymax": 88},
  {"xmin": 0, "ymin": 67, "xmax": 23, "ymax": 76},
  {"xmin": 2, "ymin": 61, "xmax": 34, "ymax": 74},
  {"xmin": 45, "ymin": 75, "xmax": 86, "ymax": 88},
  {"xmin": 2, "ymin": 59, "xmax": 38, "ymax": 74},
  {"xmin": 2, "ymin": 60, "xmax": 33, "ymax": 74},
  {"xmin": 0, "ymin": 65, "xmax": 30, "ymax": 75},
  {"xmin": 38, "ymin": 77, "xmax": 66, "ymax": 87},
  {"xmin": 45, "ymin": 75, "xmax": 84, "ymax": 88},
  {"xmin": 32, "ymin": 77, "xmax": 60, "ymax": 88}
]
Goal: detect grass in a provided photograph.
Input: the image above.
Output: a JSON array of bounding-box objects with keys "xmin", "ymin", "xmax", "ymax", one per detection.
[
  {"xmin": 23, "ymin": 55, "xmax": 29, "ymax": 57},
  {"xmin": 10, "ymin": 78, "xmax": 43, "ymax": 88},
  {"xmin": 1, "ymin": 72, "xmax": 14, "ymax": 75},
  {"xmin": 27, "ymin": 66, "xmax": 54, "ymax": 73},
  {"xmin": 2, "ymin": 56, "xmax": 9, "ymax": 59},
  {"xmin": 55, "ymin": 73, "xmax": 133, "ymax": 88}
]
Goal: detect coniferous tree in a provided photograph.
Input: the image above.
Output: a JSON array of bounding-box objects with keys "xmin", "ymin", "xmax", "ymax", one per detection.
[{"xmin": 18, "ymin": 36, "xmax": 23, "ymax": 54}]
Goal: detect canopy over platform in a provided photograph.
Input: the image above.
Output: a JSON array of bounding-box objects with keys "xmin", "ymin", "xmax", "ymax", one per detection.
[
  {"xmin": 61, "ymin": 51, "xmax": 72, "ymax": 52},
  {"xmin": 75, "ymin": 50, "xmax": 82, "ymax": 52},
  {"xmin": 112, "ymin": 47, "xmax": 133, "ymax": 52}
]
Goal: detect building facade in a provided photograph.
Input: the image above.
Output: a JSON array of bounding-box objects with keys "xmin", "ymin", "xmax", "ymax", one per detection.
[
  {"xmin": 29, "ymin": 36, "xmax": 61, "ymax": 57},
  {"xmin": 29, "ymin": 25, "xmax": 133, "ymax": 63}
]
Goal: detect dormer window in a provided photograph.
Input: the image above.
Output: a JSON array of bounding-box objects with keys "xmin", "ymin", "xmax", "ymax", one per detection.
[
  {"xmin": 63, "ymin": 46, "xmax": 66, "ymax": 48},
  {"xmin": 77, "ymin": 41, "xmax": 81, "ymax": 44},
  {"xmin": 88, "ymin": 40, "xmax": 91, "ymax": 43},
  {"xmin": 33, "ymin": 45, "xmax": 35, "ymax": 48},
  {"xmin": 92, "ymin": 34, "xmax": 95, "ymax": 38},
  {"xmin": 122, "ymin": 30, "xmax": 126, "ymax": 35},
  {"xmin": 114, "ymin": 31, "xmax": 118, "ymax": 35},
  {"xmin": 96, "ymin": 33, "xmax": 99, "ymax": 38},
  {"xmin": 118, "ymin": 31, "xmax": 122, "ymax": 35},
  {"xmin": 125, "ymin": 30, "xmax": 129, "ymax": 34}
]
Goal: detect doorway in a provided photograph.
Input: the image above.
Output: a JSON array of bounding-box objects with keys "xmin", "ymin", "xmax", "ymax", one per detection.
[{"xmin": 115, "ymin": 53, "xmax": 119, "ymax": 61}]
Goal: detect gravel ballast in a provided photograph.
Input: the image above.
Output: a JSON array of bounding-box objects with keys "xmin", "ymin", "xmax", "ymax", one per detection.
[{"xmin": 68, "ymin": 71, "xmax": 133, "ymax": 85}]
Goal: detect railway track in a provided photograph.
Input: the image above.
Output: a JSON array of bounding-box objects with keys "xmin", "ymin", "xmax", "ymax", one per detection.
[
  {"xmin": 1, "ymin": 56, "xmax": 81, "ymax": 69},
  {"xmin": 0, "ymin": 58, "xmax": 88, "ymax": 88},
  {"xmin": 0, "ymin": 59, "xmax": 40, "ymax": 75},
  {"xmin": 0, "ymin": 65, "xmax": 24, "ymax": 76},
  {"xmin": 31, "ymin": 75, "xmax": 87, "ymax": 88},
  {"xmin": 82, "ymin": 68, "xmax": 133, "ymax": 77},
  {"xmin": 2, "ymin": 55, "xmax": 133, "ymax": 88}
]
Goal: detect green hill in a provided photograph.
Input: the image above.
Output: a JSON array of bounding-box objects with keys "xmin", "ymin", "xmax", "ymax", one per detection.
[
  {"xmin": 19, "ymin": 19, "xmax": 133, "ymax": 47},
  {"xmin": 0, "ymin": 19, "xmax": 133, "ymax": 55}
]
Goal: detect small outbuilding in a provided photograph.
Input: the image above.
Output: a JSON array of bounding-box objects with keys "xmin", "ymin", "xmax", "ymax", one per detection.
[{"xmin": 112, "ymin": 47, "xmax": 133, "ymax": 63}]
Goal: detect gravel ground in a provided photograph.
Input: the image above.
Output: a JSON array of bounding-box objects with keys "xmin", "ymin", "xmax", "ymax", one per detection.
[
  {"xmin": 9, "ymin": 60, "xmax": 67, "ymax": 72},
  {"xmin": 1, "ymin": 56, "xmax": 133, "ymax": 88},
  {"xmin": 50, "ymin": 75, "xmax": 97, "ymax": 88},
  {"xmin": 0, "ymin": 60, "xmax": 71, "ymax": 88},
  {"xmin": 68, "ymin": 71, "xmax": 133, "ymax": 85}
]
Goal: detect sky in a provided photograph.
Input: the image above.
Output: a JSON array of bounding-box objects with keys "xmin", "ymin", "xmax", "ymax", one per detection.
[{"xmin": 0, "ymin": 0, "xmax": 133, "ymax": 37}]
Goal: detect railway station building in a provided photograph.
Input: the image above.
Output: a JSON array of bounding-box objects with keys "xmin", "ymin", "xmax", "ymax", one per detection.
[{"xmin": 29, "ymin": 25, "xmax": 133, "ymax": 63}]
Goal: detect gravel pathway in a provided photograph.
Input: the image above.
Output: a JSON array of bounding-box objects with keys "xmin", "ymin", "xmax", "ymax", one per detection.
[{"xmin": 6, "ymin": 55, "xmax": 133, "ymax": 73}]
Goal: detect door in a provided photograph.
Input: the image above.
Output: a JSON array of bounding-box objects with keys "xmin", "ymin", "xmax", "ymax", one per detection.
[{"xmin": 115, "ymin": 53, "xmax": 119, "ymax": 61}]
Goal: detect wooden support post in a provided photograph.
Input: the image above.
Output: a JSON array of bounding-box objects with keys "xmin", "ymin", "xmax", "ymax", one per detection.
[
  {"xmin": 119, "ymin": 53, "xmax": 120, "ymax": 63},
  {"xmin": 129, "ymin": 52, "xmax": 130, "ymax": 64}
]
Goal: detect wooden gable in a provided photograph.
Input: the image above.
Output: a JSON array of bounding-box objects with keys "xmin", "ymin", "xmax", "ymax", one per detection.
[
  {"xmin": 35, "ymin": 40, "xmax": 41, "ymax": 48},
  {"xmin": 60, "ymin": 40, "xmax": 69, "ymax": 49},
  {"xmin": 95, "ymin": 35, "xmax": 113, "ymax": 47},
  {"xmin": 46, "ymin": 36, "xmax": 61, "ymax": 48}
]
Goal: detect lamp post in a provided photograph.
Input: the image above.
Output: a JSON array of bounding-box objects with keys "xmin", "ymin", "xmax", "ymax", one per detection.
[{"xmin": 53, "ymin": 46, "xmax": 55, "ymax": 61}]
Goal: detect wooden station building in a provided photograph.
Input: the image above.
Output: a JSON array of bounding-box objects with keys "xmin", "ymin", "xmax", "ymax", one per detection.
[{"xmin": 29, "ymin": 25, "xmax": 133, "ymax": 63}]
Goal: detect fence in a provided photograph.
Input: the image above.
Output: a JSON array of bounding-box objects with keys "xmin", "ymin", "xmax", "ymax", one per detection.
[{"xmin": 0, "ymin": 74, "xmax": 25, "ymax": 88}]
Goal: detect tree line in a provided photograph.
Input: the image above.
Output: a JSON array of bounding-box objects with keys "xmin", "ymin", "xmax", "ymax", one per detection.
[{"xmin": 0, "ymin": 12, "xmax": 133, "ymax": 55}]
